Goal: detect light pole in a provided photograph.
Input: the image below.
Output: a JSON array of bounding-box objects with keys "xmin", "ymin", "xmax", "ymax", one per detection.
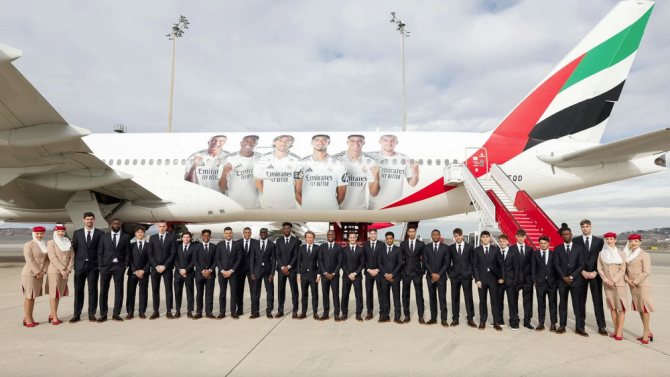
[
  {"xmin": 166, "ymin": 15, "xmax": 190, "ymax": 133},
  {"xmin": 390, "ymin": 12, "xmax": 410, "ymax": 132}
]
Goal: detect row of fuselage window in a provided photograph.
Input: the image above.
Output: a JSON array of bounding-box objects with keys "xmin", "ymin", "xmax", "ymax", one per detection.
[{"xmin": 100, "ymin": 158, "xmax": 462, "ymax": 167}]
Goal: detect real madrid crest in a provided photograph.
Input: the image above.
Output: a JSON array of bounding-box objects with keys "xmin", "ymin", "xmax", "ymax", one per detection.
[
  {"xmin": 362, "ymin": 166, "xmax": 368, "ymax": 173},
  {"xmin": 328, "ymin": 165, "xmax": 333, "ymax": 172}
]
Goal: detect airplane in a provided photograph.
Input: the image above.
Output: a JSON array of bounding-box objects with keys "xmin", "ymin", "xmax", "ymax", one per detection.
[{"xmin": 0, "ymin": 1, "xmax": 667, "ymax": 242}]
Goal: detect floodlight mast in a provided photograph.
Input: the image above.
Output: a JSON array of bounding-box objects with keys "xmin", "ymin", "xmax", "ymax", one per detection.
[{"xmin": 166, "ymin": 15, "xmax": 190, "ymax": 133}]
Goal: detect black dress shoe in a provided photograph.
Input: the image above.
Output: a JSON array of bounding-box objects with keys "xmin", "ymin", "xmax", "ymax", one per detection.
[
  {"xmin": 314, "ymin": 314, "xmax": 320, "ymax": 321},
  {"xmin": 174, "ymin": 311, "xmax": 181, "ymax": 319},
  {"xmin": 237, "ymin": 309, "xmax": 244, "ymax": 316},
  {"xmin": 334, "ymin": 315, "xmax": 341, "ymax": 322},
  {"xmin": 550, "ymin": 324, "xmax": 557, "ymax": 332},
  {"xmin": 139, "ymin": 312, "xmax": 146, "ymax": 319},
  {"xmin": 393, "ymin": 318, "xmax": 403, "ymax": 324},
  {"xmin": 426, "ymin": 318, "xmax": 438, "ymax": 325},
  {"xmin": 292, "ymin": 312, "xmax": 298, "ymax": 319},
  {"xmin": 250, "ymin": 313, "xmax": 260, "ymax": 319},
  {"xmin": 356, "ymin": 315, "xmax": 363, "ymax": 322},
  {"xmin": 556, "ymin": 326, "xmax": 566, "ymax": 334},
  {"xmin": 441, "ymin": 320, "xmax": 449, "ymax": 327},
  {"xmin": 576, "ymin": 329, "xmax": 589, "ymax": 337},
  {"xmin": 166, "ymin": 311, "xmax": 174, "ymax": 319},
  {"xmin": 204, "ymin": 312, "xmax": 214, "ymax": 319},
  {"xmin": 88, "ymin": 314, "xmax": 97, "ymax": 322},
  {"xmin": 341, "ymin": 314, "xmax": 348, "ymax": 321},
  {"xmin": 275, "ymin": 312, "xmax": 284, "ymax": 318},
  {"xmin": 535, "ymin": 324, "xmax": 545, "ymax": 331},
  {"xmin": 267, "ymin": 313, "xmax": 274, "ymax": 319},
  {"xmin": 419, "ymin": 317, "xmax": 426, "ymax": 325},
  {"xmin": 380, "ymin": 316, "xmax": 391, "ymax": 323},
  {"xmin": 598, "ymin": 327, "xmax": 609, "ymax": 336},
  {"xmin": 365, "ymin": 313, "xmax": 373, "ymax": 321},
  {"xmin": 319, "ymin": 314, "xmax": 330, "ymax": 321},
  {"xmin": 297, "ymin": 313, "xmax": 306, "ymax": 319},
  {"xmin": 450, "ymin": 320, "xmax": 459, "ymax": 327},
  {"xmin": 149, "ymin": 312, "xmax": 160, "ymax": 320},
  {"xmin": 125, "ymin": 313, "xmax": 134, "ymax": 320},
  {"xmin": 524, "ymin": 323, "xmax": 535, "ymax": 330},
  {"xmin": 193, "ymin": 313, "xmax": 203, "ymax": 319},
  {"xmin": 467, "ymin": 320, "xmax": 477, "ymax": 328},
  {"xmin": 112, "ymin": 315, "xmax": 123, "ymax": 322},
  {"xmin": 494, "ymin": 323, "xmax": 503, "ymax": 331},
  {"xmin": 231, "ymin": 313, "xmax": 239, "ymax": 319},
  {"xmin": 187, "ymin": 311, "xmax": 193, "ymax": 319},
  {"xmin": 97, "ymin": 316, "xmax": 107, "ymax": 323},
  {"xmin": 478, "ymin": 322, "xmax": 485, "ymax": 330},
  {"xmin": 403, "ymin": 316, "xmax": 410, "ymax": 323},
  {"xmin": 69, "ymin": 315, "xmax": 80, "ymax": 323},
  {"xmin": 216, "ymin": 313, "xmax": 226, "ymax": 319}
]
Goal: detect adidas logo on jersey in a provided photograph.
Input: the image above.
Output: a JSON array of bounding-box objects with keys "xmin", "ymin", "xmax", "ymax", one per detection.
[
  {"xmin": 305, "ymin": 167, "xmax": 313, "ymax": 173},
  {"xmin": 235, "ymin": 163, "xmax": 243, "ymax": 169},
  {"xmin": 267, "ymin": 164, "xmax": 275, "ymax": 169}
]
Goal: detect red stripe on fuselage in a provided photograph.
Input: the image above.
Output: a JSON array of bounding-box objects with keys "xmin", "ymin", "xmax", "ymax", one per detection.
[{"xmin": 382, "ymin": 53, "xmax": 585, "ymax": 210}]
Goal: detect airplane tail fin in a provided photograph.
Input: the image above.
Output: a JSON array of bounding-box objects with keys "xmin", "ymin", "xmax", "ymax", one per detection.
[{"xmin": 478, "ymin": 1, "xmax": 654, "ymax": 168}]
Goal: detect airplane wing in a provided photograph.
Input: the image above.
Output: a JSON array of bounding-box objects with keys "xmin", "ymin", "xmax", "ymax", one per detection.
[
  {"xmin": 0, "ymin": 43, "xmax": 159, "ymax": 201},
  {"xmin": 537, "ymin": 128, "xmax": 670, "ymax": 167}
]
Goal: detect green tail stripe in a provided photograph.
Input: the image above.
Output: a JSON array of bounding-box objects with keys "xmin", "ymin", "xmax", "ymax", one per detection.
[{"xmin": 560, "ymin": 5, "xmax": 653, "ymax": 93}]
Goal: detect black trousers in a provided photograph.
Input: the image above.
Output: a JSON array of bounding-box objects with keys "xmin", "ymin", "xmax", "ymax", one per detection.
[
  {"xmin": 516, "ymin": 282, "xmax": 534, "ymax": 324},
  {"xmin": 174, "ymin": 273, "xmax": 194, "ymax": 312},
  {"xmin": 218, "ymin": 274, "xmax": 237, "ymax": 315},
  {"xmin": 195, "ymin": 274, "xmax": 216, "ymax": 314},
  {"xmin": 235, "ymin": 270, "xmax": 253, "ymax": 314},
  {"xmin": 321, "ymin": 275, "xmax": 341, "ymax": 316},
  {"xmin": 427, "ymin": 277, "xmax": 448, "ymax": 320},
  {"xmin": 450, "ymin": 278, "xmax": 475, "ymax": 321},
  {"xmin": 277, "ymin": 271, "xmax": 298, "ymax": 313},
  {"xmin": 99, "ymin": 269, "xmax": 124, "ymax": 317},
  {"xmin": 73, "ymin": 266, "xmax": 99, "ymax": 316},
  {"xmin": 150, "ymin": 269, "xmax": 173, "ymax": 312},
  {"xmin": 580, "ymin": 275, "xmax": 606, "ymax": 328},
  {"xmin": 536, "ymin": 283, "xmax": 558, "ymax": 325},
  {"xmin": 402, "ymin": 276, "xmax": 425, "ymax": 317},
  {"xmin": 365, "ymin": 273, "xmax": 383, "ymax": 315},
  {"xmin": 477, "ymin": 272, "xmax": 501, "ymax": 324},
  {"xmin": 341, "ymin": 275, "xmax": 363, "ymax": 316},
  {"xmin": 498, "ymin": 283, "xmax": 519, "ymax": 326},
  {"xmin": 247, "ymin": 274, "xmax": 260, "ymax": 315},
  {"xmin": 260, "ymin": 273, "xmax": 275, "ymax": 314},
  {"xmin": 126, "ymin": 273, "xmax": 149, "ymax": 314},
  {"xmin": 558, "ymin": 283, "xmax": 583, "ymax": 329},
  {"xmin": 300, "ymin": 275, "xmax": 319, "ymax": 315},
  {"xmin": 381, "ymin": 278, "xmax": 401, "ymax": 320}
]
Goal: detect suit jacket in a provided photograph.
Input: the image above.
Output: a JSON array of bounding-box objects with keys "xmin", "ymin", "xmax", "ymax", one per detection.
[
  {"xmin": 21, "ymin": 241, "xmax": 50, "ymax": 277},
  {"xmin": 377, "ymin": 244, "xmax": 402, "ymax": 282},
  {"xmin": 215, "ymin": 239, "xmax": 241, "ymax": 273},
  {"xmin": 97, "ymin": 231, "xmax": 131, "ymax": 273},
  {"xmin": 423, "ymin": 242, "xmax": 450, "ymax": 280},
  {"xmin": 297, "ymin": 243, "xmax": 319, "ymax": 280},
  {"xmin": 236, "ymin": 238, "xmax": 258, "ymax": 274},
  {"xmin": 472, "ymin": 245, "xmax": 504, "ymax": 283},
  {"xmin": 275, "ymin": 236, "xmax": 301, "ymax": 272},
  {"xmin": 194, "ymin": 242, "xmax": 217, "ymax": 276},
  {"xmin": 554, "ymin": 243, "xmax": 586, "ymax": 286},
  {"xmin": 400, "ymin": 239, "xmax": 425, "ymax": 279},
  {"xmin": 258, "ymin": 239, "xmax": 276, "ymax": 276},
  {"xmin": 248, "ymin": 239, "xmax": 264, "ymax": 277},
  {"xmin": 175, "ymin": 243, "xmax": 196, "ymax": 277},
  {"xmin": 573, "ymin": 235, "xmax": 604, "ymax": 273},
  {"xmin": 447, "ymin": 242, "xmax": 474, "ymax": 280},
  {"xmin": 71, "ymin": 228, "xmax": 105, "ymax": 271},
  {"xmin": 531, "ymin": 248, "xmax": 557, "ymax": 288},
  {"xmin": 148, "ymin": 232, "xmax": 177, "ymax": 270},
  {"xmin": 318, "ymin": 242, "xmax": 343, "ymax": 276},
  {"xmin": 510, "ymin": 244, "xmax": 534, "ymax": 284},
  {"xmin": 342, "ymin": 244, "xmax": 365, "ymax": 278},
  {"xmin": 500, "ymin": 248, "xmax": 520, "ymax": 286},
  {"xmin": 363, "ymin": 240, "xmax": 383, "ymax": 274},
  {"xmin": 128, "ymin": 240, "xmax": 151, "ymax": 275}
]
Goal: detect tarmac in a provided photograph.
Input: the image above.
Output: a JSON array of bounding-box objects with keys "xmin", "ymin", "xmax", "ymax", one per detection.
[{"xmin": 1, "ymin": 240, "xmax": 668, "ymax": 376}]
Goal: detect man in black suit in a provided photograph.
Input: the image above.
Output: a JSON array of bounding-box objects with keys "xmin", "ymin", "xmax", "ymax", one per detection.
[
  {"xmin": 341, "ymin": 233, "xmax": 366, "ymax": 322},
  {"xmin": 70, "ymin": 212, "xmax": 104, "ymax": 323},
  {"xmin": 447, "ymin": 228, "xmax": 476, "ymax": 328},
  {"xmin": 554, "ymin": 223, "xmax": 588, "ymax": 337},
  {"xmin": 257, "ymin": 228, "xmax": 276, "ymax": 318},
  {"xmin": 363, "ymin": 228, "xmax": 383, "ymax": 321},
  {"xmin": 574, "ymin": 219, "xmax": 607, "ymax": 336},
  {"xmin": 423, "ymin": 230, "xmax": 450, "ymax": 327},
  {"xmin": 473, "ymin": 230, "xmax": 504, "ymax": 331},
  {"xmin": 174, "ymin": 232, "xmax": 196, "ymax": 318},
  {"xmin": 275, "ymin": 222, "xmax": 300, "ymax": 318},
  {"xmin": 497, "ymin": 234, "xmax": 520, "ymax": 330},
  {"xmin": 247, "ymin": 229, "xmax": 263, "ymax": 319},
  {"xmin": 97, "ymin": 218, "xmax": 130, "ymax": 323},
  {"xmin": 215, "ymin": 227, "xmax": 241, "ymax": 319},
  {"xmin": 531, "ymin": 236, "xmax": 558, "ymax": 332},
  {"xmin": 126, "ymin": 226, "xmax": 150, "ymax": 319},
  {"xmin": 297, "ymin": 231, "xmax": 320, "ymax": 320},
  {"xmin": 147, "ymin": 220, "xmax": 177, "ymax": 319},
  {"xmin": 193, "ymin": 229, "xmax": 217, "ymax": 319},
  {"xmin": 510, "ymin": 229, "xmax": 535, "ymax": 330},
  {"xmin": 400, "ymin": 225, "xmax": 425, "ymax": 324},
  {"xmin": 235, "ymin": 227, "xmax": 258, "ymax": 317},
  {"xmin": 318, "ymin": 230, "xmax": 343, "ymax": 321},
  {"xmin": 378, "ymin": 231, "xmax": 403, "ymax": 324}
]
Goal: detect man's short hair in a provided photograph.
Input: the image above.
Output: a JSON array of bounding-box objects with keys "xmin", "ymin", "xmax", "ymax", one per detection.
[
  {"xmin": 209, "ymin": 135, "xmax": 226, "ymax": 142},
  {"xmin": 516, "ymin": 229, "xmax": 527, "ymax": 236},
  {"xmin": 480, "ymin": 230, "xmax": 491, "ymax": 237},
  {"xmin": 83, "ymin": 212, "xmax": 95, "ymax": 219},
  {"xmin": 559, "ymin": 223, "xmax": 571, "ymax": 234},
  {"xmin": 349, "ymin": 233, "xmax": 359, "ymax": 239},
  {"xmin": 224, "ymin": 226, "xmax": 233, "ymax": 232},
  {"xmin": 111, "ymin": 218, "xmax": 122, "ymax": 223},
  {"xmin": 305, "ymin": 230, "xmax": 315, "ymax": 238},
  {"xmin": 202, "ymin": 229, "xmax": 212, "ymax": 235},
  {"xmin": 347, "ymin": 134, "xmax": 365, "ymax": 140},
  {"xmin": 243, "ymin": 227, "xmax": 252, "ymax": 232},
  {"xmin": 539, "ymin": 236, "xmax": 550, "ymax": 243},
  {"xmin": 385, "ymin": 231, "xmax": 395, "ymax": 238},
  {"xmin": 282, "ymin": 222, "xmax": 292, "ymax": 228},
  {"xmin": 432, "ymin": 229, "xmax": 441, "ymax": 234},
  {"xmin": 243, "ymin": 135, "xmax": 260, "ymax": 141},
  {"xmin": 134, "ymin": 225, "xmax": 146, "ymax": 233},
  {"xmin": 369, "ymin": 227, "xmax": 378, "ymax": 233},
  {"xmin": 157, "ymin": 220, "xmax": 167, "ymax": 225},
  {"xmin": 260, "ymin": 228, "xmax": 268, "ymax": 233},
  {"xmin": 312, "ymin": 134, "xmax": 330, "ymax": 140},
  {"xmin": 580, "ymin": 219, "xmax": 591, "ymax": 226},
  {"xmin": 407, "ymin": 225, "xmax": 417, "ymax": 231},
  {"xmin": 453, "ymin": 228, "xmax": 463, "ymax": 236},
  {"xmin": 182, "ymin": 232, "xmax": 192, "ymax": 238},
  {"xmin": 498, "ymin": 234, "xmax": 509, "ymax": 241},
  {"xmin": 273, "ymin": 134, "xmax": 295, "ymax": 145},
  {"xmin": 379, "ymin": 134, "xmax": 398, "ymax": 141}
]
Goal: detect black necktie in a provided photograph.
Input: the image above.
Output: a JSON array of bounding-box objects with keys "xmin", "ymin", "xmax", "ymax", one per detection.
[
  {"xmin": 329, "ymin": 243, "xmax": 333, "ymax": 251},
  {"xmin": 566, "ymin": 245, "xmax": 571, "ymax": 258},
  {"xmin": 227, "ymin": 242, "xmax": 231, "ymax": 254},
  {"xmin": 520, "ymin": 245, "xmax": 524, "ymax": 258},
  {"xmin": 113, "ymin": 233, "xmax": 117, "ymax": 248},
  {"xmin": 245, "ymin": 240, "xmax": 249, "ymax": 253},
  {"xmin": 458, "ymin": 244, "xmax": 462, "ymax": 256},
  {"xmin": 434, "ymin": 244, "xmax": 438, "ymax": 253},
  {"xmin": 542, "ymin": 251, "xmax": 546, "ymax": 265},
  {"xmin": 585, "ymin": 237, "xmax": 590, "ymax": 252},
  {"xmin": 387, "ymin": 246, "xmax": 391, "ymax": 255},
  {"xmin": 184, "ymin": 245, "xmax": 188, "ymax": 253},
  {"xmin": 205, "ymin": 244, "xmax": 208, "ymax": 254},
  {"xmin": 86, "ymin": 231, "xmax": 92, "ymax": 246},
  {"xmin": 160, "ymin": 235, "xmax": 164, "ymax": 247},
  {"xmin": 261, "ymin": 241, "xmax": 265, "ymax": 253},
  {"xmin": 410, "ymin": 241, "xmax": 414, "ymax": 253},
  {"xmin": 484, "ymin": 247, "xmax": 488, "ymax": 256},
  {"xmin": 308, "ymin": 245, "xmax": 312, "ymax": 255},
  {"xmin": 139, "ymin": 242, "xmax": 143, "ymax": 254}
]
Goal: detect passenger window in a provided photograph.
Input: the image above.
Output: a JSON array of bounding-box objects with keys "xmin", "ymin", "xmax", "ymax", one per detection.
[
  {"xmin": 116, "ymin": 159, "xmax": 121, "ymax": 165},
  {"xmin": 409, "ymin": 159, "xmax": 414, "ymax": 165},
  {"xmin": 427, "ymin": 159, "xmax": 432, "ymax": 166},
  {"xmin": 125, "ymin": 159, "xmax": 130, "ymax": 165},
  {"xmin": 392, "ymin": 159, "xmax": 397, "ymax": 165},
  {"xmin": 108, "ymin": 159, "xmax": 114, "ymax": 166},
  {"xmin": 400, "ymin": 159, "xmax": 406, "ymax": 165},
  {"xmin": 133, "ymin": 159, "xmax": 137, "ymax": 166},
  {"xmin": 166, "ymin": 159, "xmax": 171, "ymax": 166},
  {"xmin": 141, "ymin": 159, "xmax": 146, "ymax": 165},
  {"xmin": 453, "ymin": 159, "xmax": 458, "ymax": 164},
  {"xmin": 436, "ymin": 159, "xmax": 441, "ymax": 166},
  {"xmin": 418, "ymin": 159, "xmax": 424, "ymax": 165},
  {"xmin": 444, "ymin": 159, "xmax": 450, "ymax": 166},
  {"xmin": 149, "ymin": 159, "xmax": 154, "ymax": 166},
  {"xmin": 157, "ymin": 159, "xmax": 162, "ymax": 166},
  {"xmin": 173, "ymin": 159, "xmax": 178, "ymax": 165},
  {"xmin": 181, "ymin": 159, "xmax": 186, "ymax": 165}
]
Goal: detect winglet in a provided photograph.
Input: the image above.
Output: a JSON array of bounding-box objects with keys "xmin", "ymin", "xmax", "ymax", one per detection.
[{"xmin": 0, "ymin": 44, "xmax": 22, "ymax": 64}]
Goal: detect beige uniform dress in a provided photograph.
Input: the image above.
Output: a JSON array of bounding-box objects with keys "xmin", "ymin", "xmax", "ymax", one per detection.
[
  {"xmin": 597, "ymin": 251, "xmax": 628, "ymax": 311},
  {"xmin": 625, "ymin": 251, "xmax": 654, "ymax": 313},
  {"xmin": 46, "ymin": 240, "xmax": 75, "ymax": 299},
  {"xmin": 21, "ymin": 241, "xmax": 50, "ymax": 299}
]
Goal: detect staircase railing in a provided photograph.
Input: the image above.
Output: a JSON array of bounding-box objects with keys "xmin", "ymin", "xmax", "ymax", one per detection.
[
  {"xmin": 514, "ymin": 191, "xmax": 562, "ymax": 248},
  {"xmin": 461, "ymin": 164, "xmax": 497, "ymax": 229},
  {"xmin": 486, "ymin": 190, "xmax": 533, "ymax": 246},
  {"xmin": 490, "ymin": 164, "xmax": 519, "ymax": 201}
]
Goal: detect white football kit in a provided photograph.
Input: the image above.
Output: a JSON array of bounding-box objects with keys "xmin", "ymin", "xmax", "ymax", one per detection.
[
  {"xmin": 223, "ymin": 152, "xmax": 261, "ymax": 209},
  {"xmin": 333, "ymin": 151, "xmax": 376, "ymax": 210},
  {"xmin": 295, "ymin": 154, "xmax": 348, "ymax": 210},
  {"xmin": 367, "ymin": 151, "xmax": 413, "ymax": 210},
  {"xmin": 185, "ymin": 149, "xmax": 229, "ymax": 192},
  {"xmin": 253, "ymin": 151, "xmax": 301, "ymax": 210}
]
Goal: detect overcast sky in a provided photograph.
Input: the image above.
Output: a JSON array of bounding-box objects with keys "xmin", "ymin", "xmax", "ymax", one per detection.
[{"xmin": 2, "ymin": 0, "xmax": 669, "ymax": 236}]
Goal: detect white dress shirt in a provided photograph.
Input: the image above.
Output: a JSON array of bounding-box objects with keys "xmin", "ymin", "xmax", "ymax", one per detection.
[{"xmin": 111, "ymin": 231, "xmax": 120, "ymax": 262}]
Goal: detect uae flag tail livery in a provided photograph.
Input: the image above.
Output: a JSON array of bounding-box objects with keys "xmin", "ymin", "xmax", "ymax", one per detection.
[{"xmin": 384, "ymin": 0, "xmax": 654, "ymax": 210}]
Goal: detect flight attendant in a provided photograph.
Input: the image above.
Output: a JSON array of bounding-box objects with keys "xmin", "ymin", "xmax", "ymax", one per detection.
[
  {"xmin": 46, "ymin": 226, "xmax": 75, "ymax": 325},
  {"xmin": 624, "ymin": 234, "xmax": 654, "ymax": 344},
  {"xmin": 21, "ymin": 226, "xmax": 49, "ymax": 327},
  {"xmin": 597, "ymin": 232, "xmax": 627, "ymax": 340}
]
